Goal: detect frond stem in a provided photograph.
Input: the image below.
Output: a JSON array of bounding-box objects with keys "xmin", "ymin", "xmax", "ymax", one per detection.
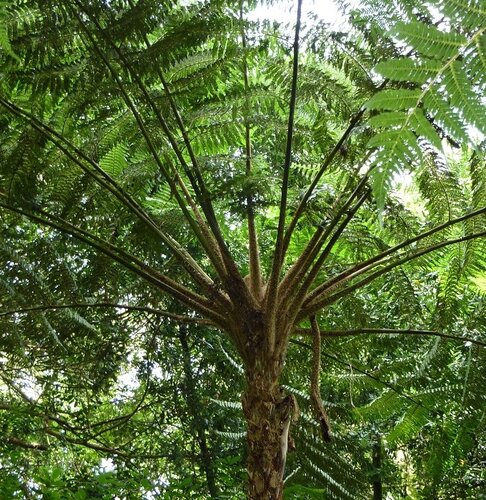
[
  {"xmin": 304, "ymin": 206, "xmax": 486, "ymax": 308},
  {"xmin": 0, "ymin": 303, "xmax": 214, "ymax": 325},
  {"xmin": 240, "ymin": 4, "xmax": 262, "ymax": 296},
  {"xmin": 0, "ymin": 202, "xmax": 227, "ymax": 325},
  {"xmin": 283, "ymin": 109, "xmax": 365, "ymax": 253},
  {"xmin": 70, "ymin": 5, "xmax": 230, "ymax": 282},
  {"xmin": 0, "ymin": 97, "xmax": 223, "ymax": 300},
  {"xmin": 294, "ymin": 327, "xmax": 486, "ymax": 347},
  {"xmin": 265, "ymin": 0, "xmax": 303, "ymax": 354},
  {"xmin": 301, "ymin": 229, "xmax": 486, "ymax": 318},
  {"xmin": 279, "ymin": 173, "xmax": 370, "ymax": 298},
  {"xmin": 284, "ymin": 191, "xmax": 369, "ymax": 330},
  {"xmin": 78, "ymin": 2, "xmax": 231, "ymax": 279}
]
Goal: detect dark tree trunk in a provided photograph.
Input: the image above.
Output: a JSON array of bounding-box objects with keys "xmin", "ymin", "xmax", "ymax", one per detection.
[
  {"xmin": 372, "ymin": 435, "xmax": 383, "ymax": 500},
  {"xmin": 242, "ymin": 358, "xmax": 295, "ymax": 499},
  {"xmin": 179, "ymin": 325, "xmax": 219, "ymax": 497}
]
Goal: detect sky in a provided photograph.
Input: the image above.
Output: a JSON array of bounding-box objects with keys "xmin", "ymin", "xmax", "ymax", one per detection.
[{"xmin": 249, "ymin": 0, "xmax": 347, "ymax": 29}]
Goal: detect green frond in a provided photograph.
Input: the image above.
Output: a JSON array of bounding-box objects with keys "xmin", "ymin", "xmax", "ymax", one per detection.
[
  {"xmin": 365, "ymin": 4, "xmax": 486, "ymax": 211},
  {"xmin": 354, "ymin": 391, "xmax": 406, "ymax": 420},
  {"xmin": 65, "ymin": 309, "xmax": 98, "ymax": 334},
  {"xmin": 469, "ymin": 150, "xmax": 486, "ymax": 211},
  {"xmin": 144, "ymin": 184, "xmax": 173, "ymax": 215},
  {"xmin": 166, "ymin": 51, "xmax": 218, "ymax": 84},
  {"xmin": 0, "ymin": 2, "xmax": 20, "ymax": 61},
  {"xmin": 386, "ymin": 401, "xmax": 431, "ymax": 445},
  {"xmin": 214, "ymin": 430, "xmax": 246, "ymax": 440},
  {"xmin": 368, "ymin": 130, "xmax": 421, "ymax": 155},
  {"xmin": 415, "ymin": 150, "xmax": 462, "ymax": 222},
  {"xmin": 368, "ymin": 129, "xmax": 422, "ymax": 210},
  {"xmin": 210, "ymin": 398, "xmax": 242, "ymax": 410},
  {"xmin": 300, "ymin": 457, "xmax": 360, "ymax": 499},
  {"xmin": 368, "ymin": 109, "xmax": 441, "ymax": 150}
]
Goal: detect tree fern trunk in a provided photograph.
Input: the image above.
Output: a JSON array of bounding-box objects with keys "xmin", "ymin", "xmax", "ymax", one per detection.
[{"xmin": 242, "ymin": 360, "xmax": 294, "ymax": 499}]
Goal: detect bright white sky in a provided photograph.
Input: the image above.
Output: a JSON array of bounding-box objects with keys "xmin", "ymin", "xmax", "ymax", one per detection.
[{"xmin": 249, "ymin": 0, "xmax": 347, "ymax": 28}]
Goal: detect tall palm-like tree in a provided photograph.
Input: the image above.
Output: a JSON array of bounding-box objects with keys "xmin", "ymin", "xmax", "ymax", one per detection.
[{"xmin": 1, "ymin": 0, "xmax": 485, "ymax": 497}]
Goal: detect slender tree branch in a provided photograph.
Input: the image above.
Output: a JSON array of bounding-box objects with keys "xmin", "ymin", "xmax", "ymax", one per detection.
[
  {"xmin": 265, "ymin": 0, "xmax": 303, "ymax": 354},
  {"xmin": 5, "ymin": 436, "xmax": 48, "ymax": 451},
  {"xmin": 0, "ymin": 303, "xmax": 215, "ymax": 325},
  {"xmin": 0, "ymin": 202, "xmax": 227, "ymax": 325},
  {"xmin": 0, "ymin": 97, "xmax": 224, "ymax": 302},
  {"xmin": 304, "ymin": 205, "xmax": 486, "ymax": 307},
  {"xmin": 69, "ymin": 6, "xmax": 231, "ymax": 283},
  {"xmin": 240, "ymin": 4, "xmax": 262, "ymax": 297},
  {"xmin": 301, "ymin": 229, "xmax": 486, "ymax": 318},
  {"xmin": 294, "ymin": 327, "xmax": 486, "ymax": 347},
  {"xmin": 45, "ymin": 427, "xmax": 129, "ymax": 457}
]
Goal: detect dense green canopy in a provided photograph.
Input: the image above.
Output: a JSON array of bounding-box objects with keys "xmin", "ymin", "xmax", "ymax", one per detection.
[{"xmin": 0, "ymin": 0, "xmax": 485, "ymax": 497}]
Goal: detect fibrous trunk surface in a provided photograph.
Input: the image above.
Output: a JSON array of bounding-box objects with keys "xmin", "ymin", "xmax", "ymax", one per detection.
[{"xmin": 242, "ymin": 360, "xmax": 294, "ymax": 499}]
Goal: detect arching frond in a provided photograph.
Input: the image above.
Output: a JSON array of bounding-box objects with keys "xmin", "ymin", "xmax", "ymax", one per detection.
[{"xmin": 363, "ymin": 1, "xmax": 486, "ymax": 209}]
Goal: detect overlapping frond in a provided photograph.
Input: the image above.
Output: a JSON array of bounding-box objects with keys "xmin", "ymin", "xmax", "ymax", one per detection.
[{"xmin": 363, "ymin": 0, "xmax": 486, "ymax": 208}]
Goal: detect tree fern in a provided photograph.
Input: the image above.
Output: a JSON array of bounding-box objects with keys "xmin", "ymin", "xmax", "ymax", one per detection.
[{"xmin": 1, "ymin": 0, "xmax": 485, "ymax": 497}]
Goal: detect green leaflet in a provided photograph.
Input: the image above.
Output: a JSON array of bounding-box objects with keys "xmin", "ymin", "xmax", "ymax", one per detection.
[
  {"xmin": 166, "ymin": 50, "xmax": 218, "ymax": 84},
  {"xmin": 464, "ymin": 34, "xmax": 486, "ymax": 87},
  {"xmin": 367, "ymin": 125, "xmax": 425, "ymax": 211},
  {"xmin": 365, "ymin": 89, "xmax": 422, "ymax": 111},
  {"xmin": 368, "ymin": 109, "xmax": 442, "ymax": 150},
  {"xmin": 423, "ymin": 87, "xmax": 469, "ymax": 143},
  {"xmin": 368, "ymin": 129, "xmax": 420, "ymax": 156},
  {"xmin": 428, "ymin": 0, "xmax": 486, "ymax": 30},
  {"xmin": 99, "ymin": 143, "xmax": 129, "ymax": 178},
  {"xmin": 367, "ymin": 111, "xmax": 408, "ymax": 128},
  {"xmin": 392, "ymin": 20, "xmax": 467, "ymax": 59},
  {"xmin": 409, "ymin": 108, "xmax": 443, "ymax": 150},
  {"xmin": 0, "ymin": 2, "xmax": 20, "ymax": 62},
  {"xmin": 443, "ymin": 62, "xmax": 486, "ymax": 133},
  {"xmin": 375, "ymin": 58, "xmax": 442, "ymax": 84}
]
